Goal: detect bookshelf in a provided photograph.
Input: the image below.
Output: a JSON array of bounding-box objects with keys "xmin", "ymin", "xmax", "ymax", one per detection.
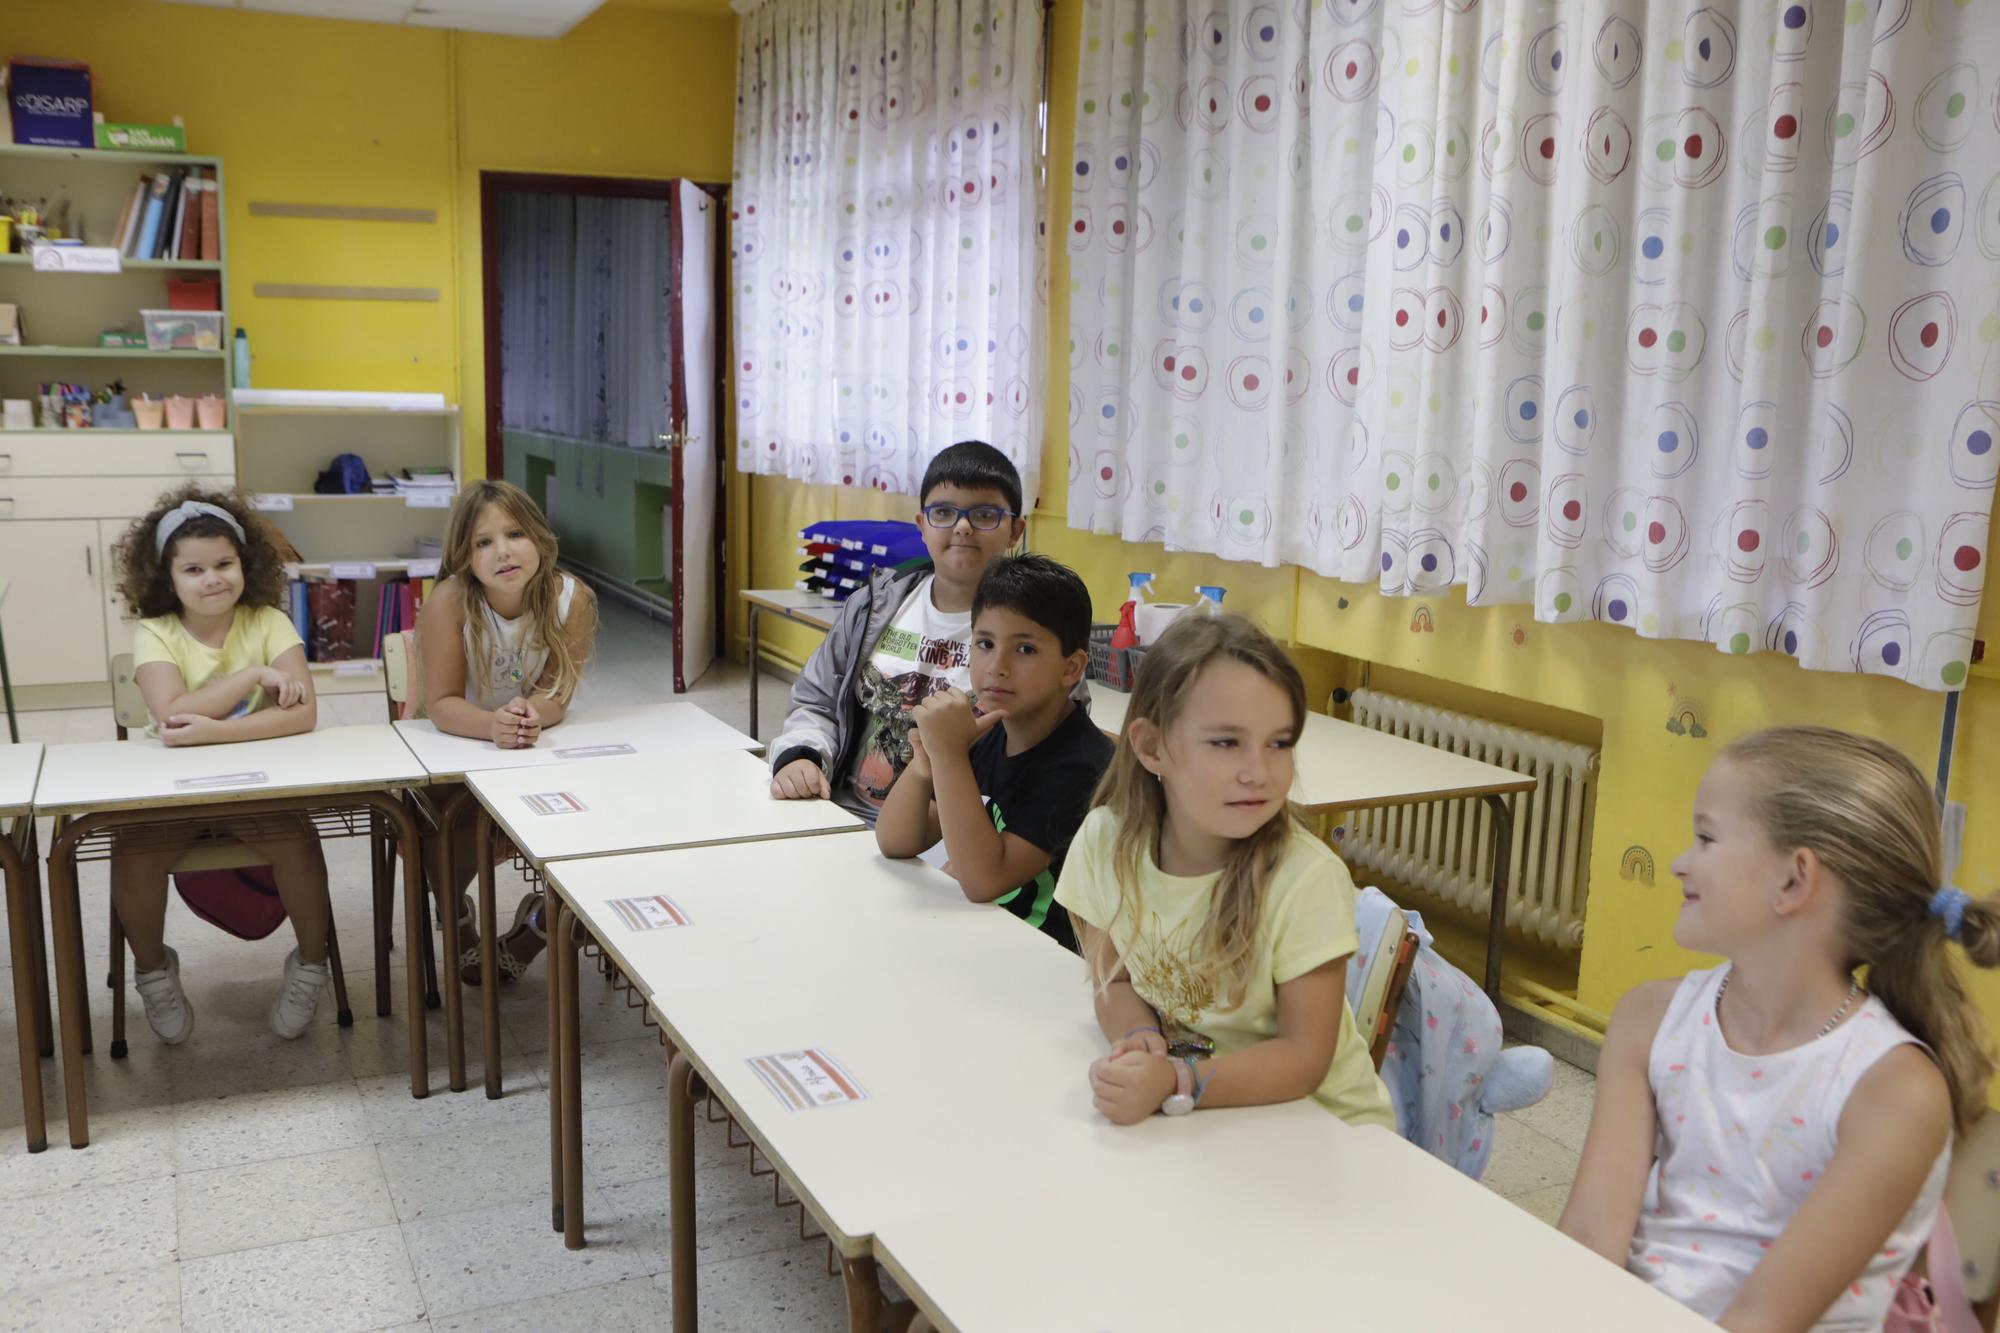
[
  {"xmin": 233, "ymin": 391, "xmax": 461, "ymax": 696},
  {"xmin": 0, "ymin": 142, "xmax": 233, "ymax": 696}
]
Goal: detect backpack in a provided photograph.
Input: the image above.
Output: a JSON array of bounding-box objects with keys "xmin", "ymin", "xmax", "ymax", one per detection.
[
  {"xmin": 314, "ymin": 452, "xmax": 371, "ymax": 495},
  {"xmin": 173, "ymin": 865, "xmax": 288, "ymax": 940}
]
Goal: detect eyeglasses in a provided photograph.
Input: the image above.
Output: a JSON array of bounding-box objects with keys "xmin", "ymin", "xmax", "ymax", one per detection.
[{"xmin": 922, "ymin": 503, "xmax": 1017, "ymax": 531}]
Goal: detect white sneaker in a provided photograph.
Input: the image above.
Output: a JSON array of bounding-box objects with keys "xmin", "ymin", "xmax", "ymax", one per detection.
[
  {"xmin": 269, "ymin": 948, "xmax": 330, "ymax": 1040},
  {"xmin": 134, "ymin": 946, "xmax": 194, "ymax": 1045}
]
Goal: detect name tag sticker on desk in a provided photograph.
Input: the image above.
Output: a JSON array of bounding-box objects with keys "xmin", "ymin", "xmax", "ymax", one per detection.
[
  {"xmin": 521, "ymin": 791, "xmax": 587, "ymax": 816},
  {"xmin": 748, "ymin": 1049, "xmax": 868, "ymax": 1112},
  {"xmin": 173, "ymin": 771, "xmax": 269, "ymax": 792},
  {"xmin": 553, "ymin": 743, "xmax": 636, "ymax": 760},
  {"xmin": 609, "ymin": 894, "xmax": 688, "ymax": 931}
]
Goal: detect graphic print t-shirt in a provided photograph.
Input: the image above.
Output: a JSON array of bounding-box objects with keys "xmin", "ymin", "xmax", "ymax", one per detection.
[
  {"xmin": 966, "ymin": 705, "xmax": 1114, "ymax": 951},
  {"xmin": 847, "ymin": 577, "xmax": 971, "ymax": 812}
]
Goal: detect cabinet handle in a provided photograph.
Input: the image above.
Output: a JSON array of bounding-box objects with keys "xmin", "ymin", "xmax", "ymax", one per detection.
[
  {"xmin": 0, "ymin": 453, "xmax": 12, "ymax": 473},
  {"xmin": 86, "ymin": 545, "xmax": 93, "ymax": 576},
  {"xmin": 176, "ymin": 452, "xmax": 209, "ymax": 471}
]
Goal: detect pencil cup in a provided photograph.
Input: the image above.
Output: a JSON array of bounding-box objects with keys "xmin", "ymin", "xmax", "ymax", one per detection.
[
  {"xmin": 195, "ymin": 394, "xmax": 225, "ymax": 429},
  {"xmin": 134, "ymin": 396, "xmax": 166, "ymax": 430},
  {"xmin": 164, "ymin": 396, "xmax": 195, "ymax": 430}
]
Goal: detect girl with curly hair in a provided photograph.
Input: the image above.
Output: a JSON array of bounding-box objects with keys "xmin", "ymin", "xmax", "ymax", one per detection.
[{"xmin": 109, "ymin": 485, "xmax": 334, "ymax": 1042}]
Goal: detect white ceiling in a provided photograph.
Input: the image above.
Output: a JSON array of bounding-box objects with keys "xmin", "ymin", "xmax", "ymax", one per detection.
[{"xmin": 156, "ymin": 0, "xmax": 610, "ymax": 39}]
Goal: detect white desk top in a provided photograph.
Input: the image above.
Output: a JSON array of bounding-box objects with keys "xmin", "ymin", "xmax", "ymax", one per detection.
[
  {"xmin": 465, "ymin": 747, "xmax": 862, "ymax": 866},
  {"xmin": 742, "ymin": 587, "xmax": 838, "ymax": 629},
  {"xmin": 31, "ymin": 724, "xmax": 426, "ymax": 816},
  {"xmin": 1087, "ymin": 681, "xmax": 1532, "ymax": 813},
  {"xmin": 393, "ymin": 703, "xmax": 759, "ymax": 782},
  {"xmin": 0, "ymin": 742, "xmax": 44, "ymax": 819},
  {"xmin": 547, "ymin": 830, "xmax": 1045, "ymax": 1002},
  {"xmin": 873, "ymin": 1122, "xmax": 1713, "ymax": 1333}
]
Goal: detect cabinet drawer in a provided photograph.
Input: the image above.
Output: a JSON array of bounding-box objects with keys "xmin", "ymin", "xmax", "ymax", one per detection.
[
  {"xmin": 0, "ymin": 431, "xmax": 235, "ymax": 479},
  {"xmin": 0, "ymin": 473, "xmax": 235, "ymax": 521}
]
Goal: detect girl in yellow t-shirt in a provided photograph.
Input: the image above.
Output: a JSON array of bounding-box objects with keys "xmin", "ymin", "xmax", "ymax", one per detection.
[
  {"xmin": 1054, "ymin": 612, "xmax": 1394, "ymax": 1129},
  {"xmin": 111, "ymin": 487, "xmax": 332, "ymax": 1044}
]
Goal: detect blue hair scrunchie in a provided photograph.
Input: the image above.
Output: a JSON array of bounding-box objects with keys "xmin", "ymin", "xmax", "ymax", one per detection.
[{"xmin": 1928, "ymin": 885, "xmax": 1971, "ymax": 940}]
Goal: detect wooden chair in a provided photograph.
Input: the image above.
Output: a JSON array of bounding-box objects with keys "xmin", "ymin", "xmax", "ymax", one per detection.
[
  {"xmin": 1351, "ymin": 896, "xmax": 1420, "ymax": 1072},
  {"xmin": 381, "ymin": 631, "xmax": 441, "ymax": 1006},
  {"xmin": 106, "ymin": 654, "xmax": 351, "ymax": 1053}
]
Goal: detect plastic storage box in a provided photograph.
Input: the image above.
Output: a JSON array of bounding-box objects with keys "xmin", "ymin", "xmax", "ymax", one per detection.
[{"xmin": 141, "ymin": 309, "xmax": 224, "ymax": 352}]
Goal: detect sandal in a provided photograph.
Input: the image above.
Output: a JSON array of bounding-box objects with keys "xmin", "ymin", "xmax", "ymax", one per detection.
[{"xmin": 495, "ymin": 893, "xmax": 548, "ymax": 982}]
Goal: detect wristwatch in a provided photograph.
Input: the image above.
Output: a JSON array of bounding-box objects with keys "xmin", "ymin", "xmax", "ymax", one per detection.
[{"xmin": 1161, "ymin": 1056, "xmax": 1195, "ymax": 1116}]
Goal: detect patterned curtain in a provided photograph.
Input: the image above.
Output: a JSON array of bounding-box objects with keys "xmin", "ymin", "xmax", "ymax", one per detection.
[
  {"xmin": 1066, "ymin": 0, "xmax": 1999, "ymax": 689},
  {"xmin": 498, "ymin": 193, "xmax": 673, "ymax": 452},
  {"xmin": 732, "ymin": 0, "xmax": 1046, "ymax": 500}
]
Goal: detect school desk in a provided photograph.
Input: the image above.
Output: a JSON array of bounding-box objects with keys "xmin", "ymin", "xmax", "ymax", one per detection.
[
  {"xmin": 32, "ymin": 725, "xmax": 429, "ymax": 1144},
  {"xmin": 740, "ymin": 588, "xmax": 838, "ymax": 738},
  {"xmin": 1088, "ymin": 680, "xmax": 1535, "ymax": 999},
  {"xmin": 871, "ymin": 1121, "xmax": 1716, "ymax": 1333},
  {"xmin": 394, "ymin": 703, "xmax": 763, "ymax": 1094},
  {"xmin": 2, "ymin": 741, "xmax": 49, "ymax": 1150},
  {"xmin": 463, "ymin": 746, "xmax": 863, "ymax": 1239}
]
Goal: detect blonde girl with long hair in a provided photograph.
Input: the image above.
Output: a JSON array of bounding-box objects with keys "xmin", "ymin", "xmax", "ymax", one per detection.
[
  {"xmin": 1562, "ymin": 726, "xmax": 1998, "ymax": 1332},
  {"xmin": 419, "ymin": 478, "xmax": 597, "ymax": 981},
  {"xmin": 1052, "ymin": 613, "xmax": 1394, "ymax": 1129}
]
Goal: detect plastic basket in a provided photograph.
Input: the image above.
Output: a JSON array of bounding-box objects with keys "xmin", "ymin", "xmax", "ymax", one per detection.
[
  {"xmin": 1110, "ymin": 644, "xmax": 1149, "ymax": 691},
  {"xmin": 1087, "ymin": 624, "xmax": 1116, "ymax": 681}
]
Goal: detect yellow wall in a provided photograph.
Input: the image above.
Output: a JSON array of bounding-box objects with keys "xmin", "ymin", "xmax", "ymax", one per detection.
[
  {"xmin": 17, "ymin": 0, "xmax": 737, "ymax": 453},
  {"xmin": 741, "ymin": 0, "xmax": 2000, "ymax": 1100}
]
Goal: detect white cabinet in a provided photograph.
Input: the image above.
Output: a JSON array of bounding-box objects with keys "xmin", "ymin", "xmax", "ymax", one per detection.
[{"xmin": 0, "ymin": 520, "xmax": 108, "ymax": 687}]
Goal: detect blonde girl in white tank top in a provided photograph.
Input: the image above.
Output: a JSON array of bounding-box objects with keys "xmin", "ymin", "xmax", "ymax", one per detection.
[
  {"xmin": 417, "ymin": 479, "xmax": 597, "ymax": 984},
  {"xmin": 1561, "ymin": 727, "xmax": 1997, "ymax": 1333}
]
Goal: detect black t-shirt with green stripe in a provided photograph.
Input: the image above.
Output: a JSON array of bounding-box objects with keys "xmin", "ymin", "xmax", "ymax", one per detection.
[{"xmin": 967, "ymin": 704, "xmax": 1114, "ymax": 953}]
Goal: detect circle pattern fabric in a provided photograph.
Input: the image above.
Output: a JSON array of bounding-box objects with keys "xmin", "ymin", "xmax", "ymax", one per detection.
[
  {"xmin": 1065, "ymin": 0, "xmax": 2000, "ymax": 689},
  {"xmin": 734, "ymin": 0, "xmax": 1045, "ymax": 498}
]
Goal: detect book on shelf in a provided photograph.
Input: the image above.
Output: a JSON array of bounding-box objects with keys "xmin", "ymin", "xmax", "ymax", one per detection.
[
  {"xmin": 111, "ymin": 179, "xmax": 143, "ymax": 256},
  {"xmin": 176, "ymin": 167, "xmax": 203, "ymax": 262},
  {"xmin": 198, "ymin": 173, "xmax": 220, "ymax": 262},
  {"xmin": 165, "ymin": 173, "xmax": 187, "ymax": 261},
  {"xmin": 132, "ymin": 172, "xmax": 172, "ymax": 259}
]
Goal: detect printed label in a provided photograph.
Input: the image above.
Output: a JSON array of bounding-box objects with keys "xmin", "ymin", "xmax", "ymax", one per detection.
[
  {"xmin": 329, "ymin": 561, "xmax": 377, "ymax": 581},
  {"xmin": 405, "ymin": 558, "xmax": 441, "ymax": 578},
  {"xmin": 552, "ymin": 743, "xmax": 636, "ymax": 760},
  {"xmin": 32, "ymin": 244, "xmax": 120, "ymax": 273},
  {"xmin": 406, "ymin": 491, "xmax": 453, "ymax": 509},
  {"xmin": 608, "ymin": 895, "xmax": 689, "ymax": 931},
  {"xmin": 172, "ymin": 771, "xmax": 269, "ymax": 791},
  {"xmin": 250, "ymin": 494, "xmax": 294, "ymax": 512},
  {"xmin": 748, "ymin": 1049, "xmax": 868, "ymax": 1112},
  {"xmin": 521, "ymin": 791, "xmax": 586, "ymax": 815}
]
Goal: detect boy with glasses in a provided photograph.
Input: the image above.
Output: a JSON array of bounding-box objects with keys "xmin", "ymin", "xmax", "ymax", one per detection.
[{"xmin": 770, "ymin": 440, "xmax": 1037, "ymax": 819}]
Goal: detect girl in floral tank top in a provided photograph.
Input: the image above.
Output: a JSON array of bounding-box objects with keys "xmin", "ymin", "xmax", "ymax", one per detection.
[{"xmin": 1560, "ymin": 727, "xmax": 1997, "ymax": 1332}]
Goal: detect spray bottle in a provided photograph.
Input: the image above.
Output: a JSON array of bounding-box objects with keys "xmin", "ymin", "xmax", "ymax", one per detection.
[
  {"xmin": 1193, "ymin": 584, "xmax": 1227, "ymax": 615},
  {"xmin": 1109, "ymin": 572, "xmax": 1154, "ymax": 652}
]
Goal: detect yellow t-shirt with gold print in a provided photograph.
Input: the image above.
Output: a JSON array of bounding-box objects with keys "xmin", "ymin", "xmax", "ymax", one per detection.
[{"xmin": 1055, "ymin": 805, "xmax": 1395, "ymax": 1129}]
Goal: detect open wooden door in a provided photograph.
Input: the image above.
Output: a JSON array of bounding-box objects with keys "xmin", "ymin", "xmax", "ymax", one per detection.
[{"xmin": 668, "ymin": 179, "xmax": 721, "ymax": 692}]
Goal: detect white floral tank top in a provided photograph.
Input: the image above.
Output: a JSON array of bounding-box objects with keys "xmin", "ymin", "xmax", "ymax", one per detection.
[
  {"xmin": 1630, "ymin": 964, "xmax": 1949, "ymax": 1331},
  {"xmin": 461, "ymin": 574, "xmax": 575, "ymax": 710}
]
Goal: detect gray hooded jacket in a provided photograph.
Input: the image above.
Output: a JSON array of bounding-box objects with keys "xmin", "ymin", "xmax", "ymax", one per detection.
[{"xmin": 769, "ymin": 558, "xmax": 1091, "ymax": 821}]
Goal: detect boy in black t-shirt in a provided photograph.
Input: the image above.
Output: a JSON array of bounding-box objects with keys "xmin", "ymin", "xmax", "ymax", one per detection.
[{"xmin": 875, "ymin": 554, "xmax": 1113, "ymax": 951}]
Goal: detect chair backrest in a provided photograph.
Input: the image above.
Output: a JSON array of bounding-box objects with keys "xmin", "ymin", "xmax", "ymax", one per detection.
[
  {"xmin": 1948, "ymin": 1108, "xmax": 2000, "ymax": 1309},
  {"xmin": 382, "ymin": 629, "xmax": 425, "ymax": 720},
  {"xmin": 1352, "ymin": 900, "xmax": 1419, "ymax": 1071},
  {"xmin": 110, "ymin": 654, "xmax": 147, "ymax": 739}
]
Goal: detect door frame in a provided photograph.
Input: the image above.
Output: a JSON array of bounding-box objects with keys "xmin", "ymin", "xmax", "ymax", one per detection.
[{"xmin": 477, "ymin": 170, "xmax": 732, "ymax": 658}]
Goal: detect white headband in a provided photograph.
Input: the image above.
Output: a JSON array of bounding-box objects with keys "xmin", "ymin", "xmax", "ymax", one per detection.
[{"xmin": 155, "ymin": 500, "xmax": 246, "ymax": 555}]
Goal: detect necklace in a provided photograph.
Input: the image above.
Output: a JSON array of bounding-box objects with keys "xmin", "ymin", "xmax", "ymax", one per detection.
[{"xmin": 1715, "ymin": 970, "xmax": 1861, "ymax": 1040}]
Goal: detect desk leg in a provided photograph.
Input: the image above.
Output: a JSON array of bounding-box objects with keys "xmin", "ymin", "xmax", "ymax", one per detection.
[
  {"xmin": 841, "ymin": 1255, "xmax": 884, "ymax": 1333},
  {"xmin": 3, "ymin": 823, "xmax": 46, "ymax": 1152},
  {"xmin": 43, "ymin": 832, "xmax": 89, "ymax": 1148},
  {"xmin": 438, "ymin": 808, "xmax": 468, "ymax": 1095},
  {"xmin": 668, "ymin": 1051, "xmax": 698, "ymax": 1333},
  {"xmin": 556, "ymin": 902, "xmax": 584, "ymax": 1250},
  {"xmin": 748, "ymin": 604, "xmax": 761, "ymax": 739},
  {"xmin": 475, "ymin": 813, "xmax": 503, "ymax": 1100},
  {"xmin": 1482, "ymin": 793, "xmax": 1515, "ymax": 1003},
  {"xmin": 18, "ymin": 819, "xmax": 51, "ymax": 1058},
  {"xmin": 371, "ymin": 810, "xmax": 392, "ymax": 1019},
  {"xmin": 546, "ymin": 873, "xmax": 565, "ymax": 1233},
  {"xmin": 401, "ymin": 803, "xmax": 431, "ymax": 1101}
]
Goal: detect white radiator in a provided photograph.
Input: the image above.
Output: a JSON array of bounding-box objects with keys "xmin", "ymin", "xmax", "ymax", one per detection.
[{"xmin": 1344, "ymin": 689, "xmax": 1600, "ymax": 950}]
